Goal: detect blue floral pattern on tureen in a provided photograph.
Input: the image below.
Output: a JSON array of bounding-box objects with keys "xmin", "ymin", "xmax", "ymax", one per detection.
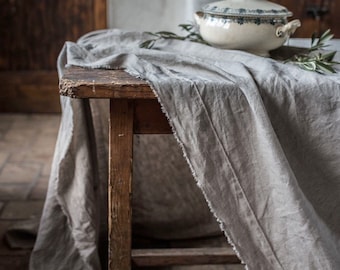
[
  {"xmin": 203, "ymin": 5, "xmax": 291, "ymax": 17},
  {"xmin": 205, "ymin": 14, "xmax": 287, "ymax": 25}
]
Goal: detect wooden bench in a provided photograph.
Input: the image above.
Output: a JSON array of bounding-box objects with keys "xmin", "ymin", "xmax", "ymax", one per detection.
[{"xmin": 59, "ymin": 66, "xmax": 240, "ymax": 269}]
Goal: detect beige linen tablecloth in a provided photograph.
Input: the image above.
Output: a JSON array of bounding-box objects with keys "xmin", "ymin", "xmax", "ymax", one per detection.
[{"xmin": 30, "ymin": 30, "xmax": 340, "ymax": 270}]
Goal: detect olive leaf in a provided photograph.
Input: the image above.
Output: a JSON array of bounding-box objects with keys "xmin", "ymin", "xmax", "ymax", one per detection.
[
  {"xmin": 287, "ymin": 29, "xmax": 339, "ymax": 74},
  {"xmin": 139, "ymin": 23, "xmax": 209, "ymax": 49},
  {"xmin": 310, "ymin": 29, "xmax": 334, "ymax": 51}
]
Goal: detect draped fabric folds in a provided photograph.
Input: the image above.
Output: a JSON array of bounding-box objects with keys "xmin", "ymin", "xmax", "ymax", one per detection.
[{"xmin": 30, "ymin": 29, "xmax": 340, "ymax": 270}]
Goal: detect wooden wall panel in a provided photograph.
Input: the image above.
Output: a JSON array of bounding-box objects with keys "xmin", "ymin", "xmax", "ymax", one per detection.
[
  {"xmin": 0, "ymin": 0, "xmax": 106, "ymax": 113},
  {"xmin": 0, "ymin": 0, "xmax": 97, "ymax": 70},
  {"xmin": 0, "ymin": 71, "xmax": 60, "ymax": 113},
  {"xmin": 94, "ymin": 0, "xmax": 107, "ymax": 30},
  {"xmin": 328, "ymin": 0, "xmax": 340, "ymax": 37},
  {"xmin": 274, "ymin": 0, "xmax": 340, "ymax": 38}
]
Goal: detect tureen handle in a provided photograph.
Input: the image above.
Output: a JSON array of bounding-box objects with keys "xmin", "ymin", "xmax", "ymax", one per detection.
[
  {"xmin": 276, "ymin": 19, "xmax": 301, "ymax": 38},
  {"xmin": 194, "ymin": 11, "xmax": 204, "ymax": 26}
]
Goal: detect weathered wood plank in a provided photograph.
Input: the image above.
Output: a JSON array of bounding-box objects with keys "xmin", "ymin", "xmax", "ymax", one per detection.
[
  {"xmin": 60, "ymin": 67, "xmax": 154, "ymax": 99},
  {"xmin": 132, "ymin": 247, "xmax": 241, "ymax": 266},
  {"xmin": 108, "ymin": 99, "xmax": 133, "ymax": 270}
]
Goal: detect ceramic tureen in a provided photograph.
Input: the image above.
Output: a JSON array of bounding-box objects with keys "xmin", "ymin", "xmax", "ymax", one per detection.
[{"xmin": 195, "ymin": 0, "xmax": 301, "ymax": 56}]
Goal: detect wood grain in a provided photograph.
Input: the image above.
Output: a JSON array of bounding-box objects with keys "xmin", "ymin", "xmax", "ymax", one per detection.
[
  {"xmin": 60, "ymin": 67, "xmax": 154, "ymax": 99},
  {"xmin": 0, "ymin": 0, "xmax": 95, "ymax": 70},
  {"xmin": 108, "ymin": 99, "xmax": 133, "ymax": 270},
  {"xmin": 133, "ymin": 99, "xmax": 172, "ymax": 134},
  {"xmin": 0, "ymin": 0, "xmax": 107, "ymax": 112},
  {"xmin": 274, "ymin": 0, "xmax": 340, "ymax": 38},
  {"xmin": 94, "ymin": 0, "xmax": 107, "ymax": 30},
  {"xmin": 0, "ymin": 70, "xmax": 60, "ymax": 113},
  {"xmin": 132, "ymin": 247, "xmax": 241, "ymax": 266}
]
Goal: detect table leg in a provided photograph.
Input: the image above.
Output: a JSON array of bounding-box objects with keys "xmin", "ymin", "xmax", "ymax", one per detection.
[{"xmin": 108, "ymin": 99, "xmax": 133, "ymax": 270}]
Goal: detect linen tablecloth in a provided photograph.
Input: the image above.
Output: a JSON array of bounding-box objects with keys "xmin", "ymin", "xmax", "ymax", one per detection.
[{"xmin": 30, "ymin": 29, "xmax": 340, "ymax": 270}]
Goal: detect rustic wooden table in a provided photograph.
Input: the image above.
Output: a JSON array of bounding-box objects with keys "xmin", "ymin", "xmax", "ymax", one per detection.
[{"xmin": 59, "ymin": 66, "xmax": 239, "ymax": 270}]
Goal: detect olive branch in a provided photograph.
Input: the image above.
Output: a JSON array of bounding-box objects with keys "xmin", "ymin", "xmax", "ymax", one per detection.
[
  {"xmin": 140, "ymin": 25, "xmax": 339, "ymax": 74},
  {"xmin": 139, "ymin": 24, "xmax": 209, "ymax": 49},
  {"xmin": 286, "ymin": 29, "xmax": 340, "ymax": 74}
]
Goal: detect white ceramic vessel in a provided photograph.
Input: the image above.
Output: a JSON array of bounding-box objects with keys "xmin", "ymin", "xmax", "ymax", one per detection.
[{"xmin": 194, "ymin": 0, "xmax": 301, "ymax": 56}]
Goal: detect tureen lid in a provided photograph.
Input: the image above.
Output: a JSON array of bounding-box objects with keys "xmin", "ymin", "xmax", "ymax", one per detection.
[{"xmin": 202, "ymin": 0, "xmax": 293, "ymax": 17}]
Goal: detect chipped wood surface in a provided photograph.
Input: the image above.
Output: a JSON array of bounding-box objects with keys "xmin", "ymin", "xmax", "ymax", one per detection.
[{"xmin": 60, "ymin": 67, "xmax": 155, "ymax": 99}]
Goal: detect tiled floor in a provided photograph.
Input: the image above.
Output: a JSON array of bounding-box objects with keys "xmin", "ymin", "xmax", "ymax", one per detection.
[{"xmin": 0, "ymin": 113, "xmax": 61, "ymax": 269}]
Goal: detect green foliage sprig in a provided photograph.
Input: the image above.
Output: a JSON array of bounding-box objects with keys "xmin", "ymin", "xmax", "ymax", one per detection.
[
  {"xmin": 286, "ymin": 29, "xmax": 339, "ymax": 74},
  {"xmin": 140, "ymin": 25, "xmax": 339, "ymax": 74},
  {"xmin": 139, "ymin": 24, "xmax": 209, "ymax": 49}
]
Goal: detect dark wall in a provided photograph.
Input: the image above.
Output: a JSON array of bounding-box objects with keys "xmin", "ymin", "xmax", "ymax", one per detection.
[
  {"xmin": 0, "ymin": 0, "xmax": 106, "ymax": 112},
  {"xmin": 274, "ymin": 0, "xmax": 340, "ymax": 38}
]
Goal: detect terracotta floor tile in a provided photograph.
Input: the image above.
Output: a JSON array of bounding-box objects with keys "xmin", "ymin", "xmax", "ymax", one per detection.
[
  {"xmin": 0, "ymin": 122, "xmax": 11, "ymax": 140},
  {"xmin": 31, "ymin": 114, "xmax": 61, "ymax": 127},
  {"xmin": 0, "ymin": 113, "xmax": 17, "ymax": 122},
  {"xmin": 0, "ymin": 201, "xmax": 44, "ymax": 220},
  {"xmin": 0, "ymin": 184, "xmax": 32, "ymax": 200},
  {"xmin": 3, "ymin": 128, "xmax": 38, "ymax": 148},
  {"xmin": 41, "ymin": 161, "xmax": 53, "ymax": 177},
  {"xmin": 20, "ymin": 146, "xmax": 54, "ymax": 164},
  {"xmin": 0, "ymin": 152, "xmax": 9, "ymax": 170},
  {"xmin": 7, "ymin": 115, "xmax": 33, "ymax": 129},
  {"xmin": 0, "ymin": 162, "xmax": 42, "ymax": 184},
  {"xmin": 0, "ymin": 141, "xmax": 24, "ymax": 155},
  {"xmin": 0, "ymin": 114, "xmax": 60, "ymax": 268},
  {"xmin": 29, "ymin": 176, "xmax": 49, "ymax": 200}
]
